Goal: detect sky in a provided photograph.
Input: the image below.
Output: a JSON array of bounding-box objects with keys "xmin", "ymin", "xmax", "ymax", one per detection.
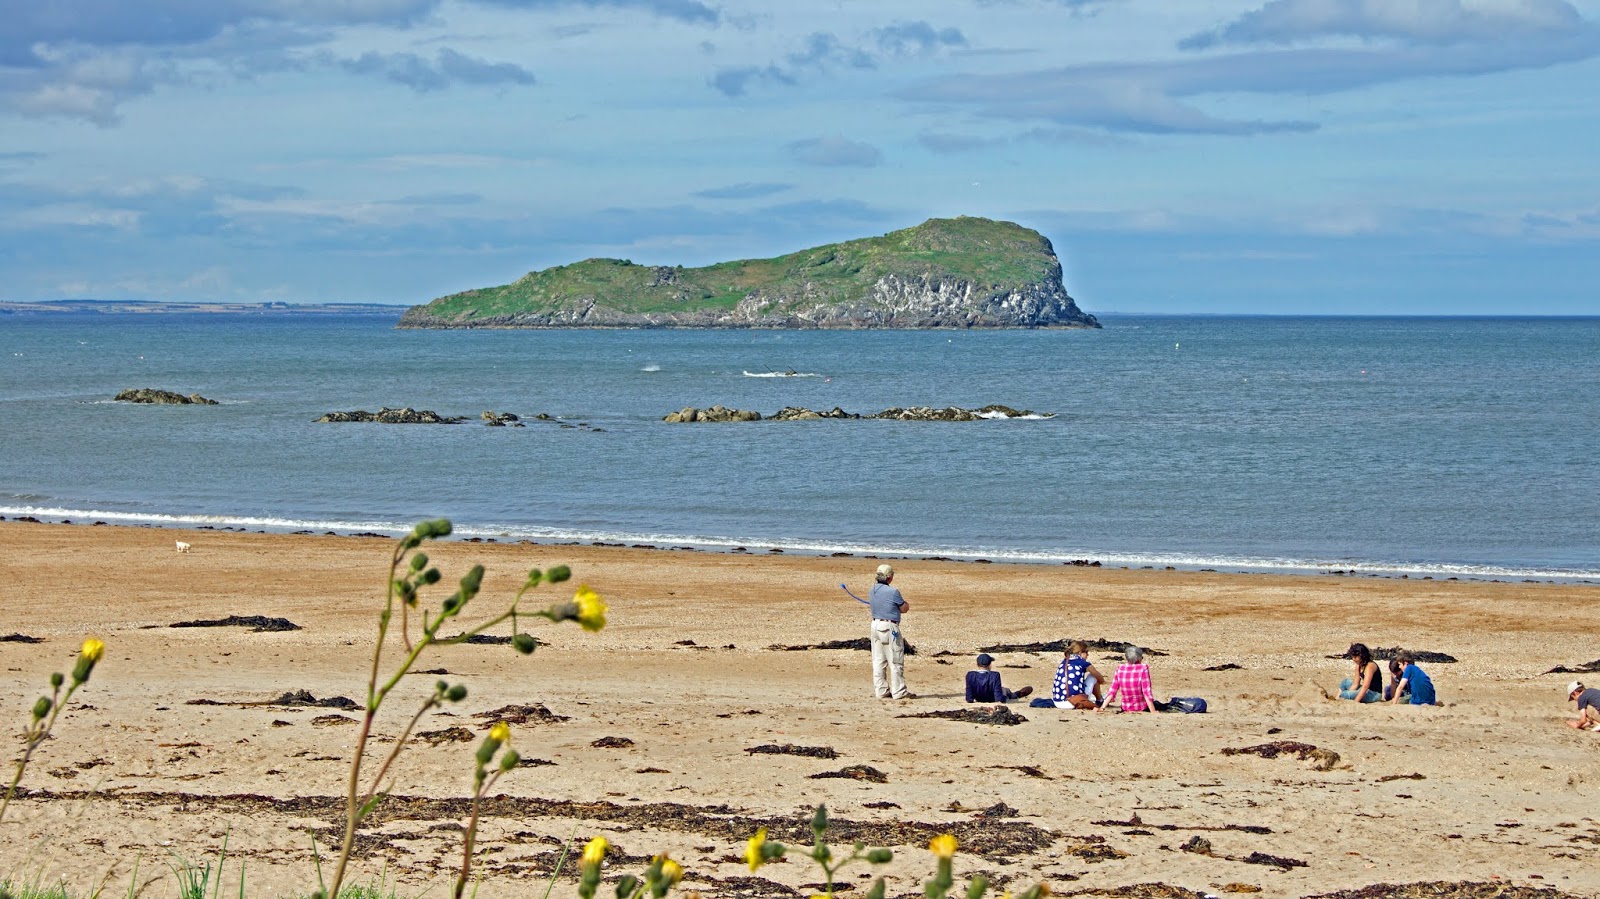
[{"xmin": 2, "ymin": 0, "xmax": 1598, "ymax": 314}]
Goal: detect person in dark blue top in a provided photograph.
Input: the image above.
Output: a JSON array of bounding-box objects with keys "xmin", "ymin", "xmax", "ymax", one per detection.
[
  {"xmin": 1388, "ymin": 651, "xmax": 1437, "ymax": 706},
  {"xmin": 966, "ymin": 653, "xmax": 1033, "ymax": 703}
]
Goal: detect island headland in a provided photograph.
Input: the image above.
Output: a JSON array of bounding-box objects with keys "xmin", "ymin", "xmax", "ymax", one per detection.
[{"xmin": 397, "ymin": 216, "xmax": 1099, "ymax": 329}]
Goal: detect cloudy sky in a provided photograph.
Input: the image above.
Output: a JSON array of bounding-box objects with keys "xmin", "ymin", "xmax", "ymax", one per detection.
[{"xmin": 2, "ymin": 0, "xmax": 1597, "ymax": 313}]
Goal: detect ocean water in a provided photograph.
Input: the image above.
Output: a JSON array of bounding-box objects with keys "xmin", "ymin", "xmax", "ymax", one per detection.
[{"xmin": 2, "ymin": 312, "xmax": 1596, "ymax": 580}]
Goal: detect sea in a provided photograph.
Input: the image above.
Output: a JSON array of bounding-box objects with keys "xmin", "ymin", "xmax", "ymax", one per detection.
[{"xmin": 2, "ymin": 312, "xmax": 1596, "ymax": 582}]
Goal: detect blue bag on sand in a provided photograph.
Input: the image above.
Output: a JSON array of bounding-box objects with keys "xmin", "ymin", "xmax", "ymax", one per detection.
[
  {"xmin": 1028, "ymin": 697, "xmax": 1056, "ymax": 708},
  {"xmin": 1165, "ymin": 696, "xmax": 1207, "ymax": 713}
]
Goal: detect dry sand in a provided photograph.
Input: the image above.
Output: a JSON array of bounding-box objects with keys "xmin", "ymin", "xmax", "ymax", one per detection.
[{"xmin": 1, "ymin": 520, "xmax": 1597, "ymax": 899}]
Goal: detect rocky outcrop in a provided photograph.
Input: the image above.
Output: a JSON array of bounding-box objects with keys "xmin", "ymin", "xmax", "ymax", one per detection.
[
  {"xmin": 663, "ymin": 405, "xmax": 763, "ymax": 423},
  {"xmin": 115, "ymin": 388, "xmax": 218, "ymax": 405},
  {"xmin": 316, "ymin": 408, "xmax": 464, "ymax": 424},
  {"xmin": 481, "ymin": 411, "xmax": 524, "ymax": 427},
  {"xmin": 664, "ymin": 404, "xmax": 1051, "ymax": 422}
]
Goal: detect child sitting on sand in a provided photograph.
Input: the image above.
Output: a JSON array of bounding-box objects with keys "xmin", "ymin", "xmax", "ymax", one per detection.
[
  {"xmin": 1052, "ymin": 640, "xmax": 1105, "ymax": 709},
  {"xmin": 1388, "ymin": 652, "xmax": 1437, "ymax": 706},
  {"xmin": 1099, "ymin": 645, "xmax": 1157, "ymax": 713},
  {"xmin": 1339, "ymin": 642, "xmax": 1384, "ymax": 703}
]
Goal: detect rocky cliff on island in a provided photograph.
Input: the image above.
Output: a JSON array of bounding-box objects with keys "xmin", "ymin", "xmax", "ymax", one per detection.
[{"xmin": 398, "ymin": 217, "xmax": 1099, "ymax": 330}]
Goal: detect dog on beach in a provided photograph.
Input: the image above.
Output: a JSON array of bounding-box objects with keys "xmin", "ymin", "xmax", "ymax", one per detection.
[{"xmin": 175, "ymin": 540, "xmax": 191, "ymax": 553}]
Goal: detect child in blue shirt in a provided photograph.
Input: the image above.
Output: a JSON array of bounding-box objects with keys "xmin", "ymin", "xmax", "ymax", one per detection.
[{"xmin": 1388, "ymin": 652, "xmax": 1437, "ymax": 705}]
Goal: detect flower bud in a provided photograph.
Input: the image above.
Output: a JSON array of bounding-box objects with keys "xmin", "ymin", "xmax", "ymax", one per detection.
[
  {"xmin": 446, "ymin": 684, "xmax": 468, "ymax": 702},
  {"xmin": 866, "ymin": 848, "xmax": 893, "ymax": 864},
  {"xmin": 512, "ymin": 633, "xmax": 538, "ymax": 655},
  {"xmin": 500, "ymin": 748, "xmax": 521, "ymax": 771},
  {"xmin": 50, "ymin": 672, "xmax": 64, "ymax": 688},
  {"xmin": 811, "ymin": 803, "xmax": 829, "ymax": 836},
  {"xmin": 545, "ymin": 565, "xmax": 571, "ymax": 583},
  {"xmin": 865, "ymin": 879, "xmax": 886, "ymax": 899},
  {"xmin": 614, "ymin": 875, "xmax": 638, "ymax": 897},
  {"xmin": 966, "ymin": 874, "xmax": 989, "ymax": 899},
  {"xmin": 442, "ymin": 594, "xmax": 462, "ymax": 615},
  {"xmin": 32, "ymin": 696, "xmax": 52, "ymax": 721},
  {"xmin": 460, "ymin": 565, "xmax": 485, "ymax": 600},
  {"xmin": 476, "ymin": 736, "xmax": 500, "ymax": 766},
  {"xmin": 436, "ymin": 680, "xmax": 449, "ymax": 694},
  {"xmin": 410, "ymin": 552, "xmax": 429, "ymax": 571}
]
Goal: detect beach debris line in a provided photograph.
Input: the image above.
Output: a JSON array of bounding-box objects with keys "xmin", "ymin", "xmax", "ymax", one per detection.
[
  {"xmin": 769, "ymin": 637, "xmax": 918, "ymax": 655},
  {"xmin": 169, "ymin": 614, "xmax": 302, "ymax": 632},
  {"xmin": 663, "ymin": 404, "xmax": 1053, "ymax": 422},
  {"xmin": 470, "ymin": 703, "xmax": 569, "ymax": 727},
  {"xmin": 898, "ymin": 706, "xmax": 1028, "ymax": 726},
  {"xmin": 1178, "ymin": 836, "xmax": 1306, "ymax": 870},
  {"xmin": 745, "ymin": 743, "xmax": 839, "ymax": 759},
  {"xmin": 415, "ymin": 726, "xmax": 475, "ymax": 745},
  {"xmin": 1543, "ymin": 658, "xmax": 1600, "ymax": 674},
  {"xmin": 930, "ymin": 638, "xmax": 1163, "ymax": 656},
  {"xmin": 0, "ymin": 633, "xmax": 45, "ymax": 643},
  {"xmin": 114, "ymin": 388, "xmax": 218, "ymax": 405},
  {"xmin": 1328, "ymin": 646, "xmax": 1457, "ymax": 664},
  {"xmin": 808, "ymin": 765, "xmax": 888, "ymax": 783},
  {"xmin": 1302, "ymin": 882, "xmax": 1584, "ymax": 899},
  {"xmin": 1221, "ymin": 741, "xmax": 1341, "ymax": 771}
]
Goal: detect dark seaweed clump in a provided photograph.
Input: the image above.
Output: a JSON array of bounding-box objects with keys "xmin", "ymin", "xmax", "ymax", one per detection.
[
  {"xmin": 170, "ymin": 615, "xmax": 302, "ymax": 632},
  {"xmin": 807, "ymin": 765, "xmax": 887, "ymax": 783},
  {"xmin": 897, "ymin": 706, "xmax": 1027, "ymax": 726},
  {"xmin": 745, "ymin": 744, "xmax": 839, "ymax": 759}
]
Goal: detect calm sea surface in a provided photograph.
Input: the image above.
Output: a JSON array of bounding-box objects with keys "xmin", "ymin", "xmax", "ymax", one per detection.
[{"xmin": 2, "ymin": 313, "xmax": 1596, "ymax": 579}]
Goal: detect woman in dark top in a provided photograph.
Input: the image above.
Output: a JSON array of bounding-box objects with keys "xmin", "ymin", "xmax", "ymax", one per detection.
[{"xmin": 1339, "ymin": 642, "xmax": 1384, "ymax": 703}]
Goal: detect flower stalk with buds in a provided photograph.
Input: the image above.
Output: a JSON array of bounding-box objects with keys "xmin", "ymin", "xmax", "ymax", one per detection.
[{"xmin": 1, "ymin": 638, "xmax": 105, "ymax": 822}]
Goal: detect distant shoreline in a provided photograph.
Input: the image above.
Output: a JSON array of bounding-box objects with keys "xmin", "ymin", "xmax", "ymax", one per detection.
[{"xmin": 0, "ymin": 300, "xmax": 402, "ymax": 315}]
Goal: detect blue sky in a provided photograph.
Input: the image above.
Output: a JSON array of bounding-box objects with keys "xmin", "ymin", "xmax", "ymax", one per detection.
[{"xmin": 2, "ymin": 0, "xmax": 1597, "ymax": 314}]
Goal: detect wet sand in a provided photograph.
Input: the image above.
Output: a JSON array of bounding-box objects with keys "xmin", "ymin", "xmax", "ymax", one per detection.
[{"xmin": 1, "ymin": 520, "xmax": 1597, "ymax": 899}]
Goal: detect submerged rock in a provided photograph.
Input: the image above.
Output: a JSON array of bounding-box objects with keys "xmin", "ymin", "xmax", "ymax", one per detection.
[{"xmin": 315, "ymin": 407, "xmax": 465, "ymax": 424}]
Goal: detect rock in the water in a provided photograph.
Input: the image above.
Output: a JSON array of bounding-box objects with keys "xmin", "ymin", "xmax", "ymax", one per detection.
[
  {"xmin": 663, "ymin": 405, "xmax": 762, "ymax": 423},
  {"xmin": 315, "ymin": 407, "xmax": 465, "ymax": 424},
  {"xmin": 115, "ymin": 388, "xmax": 218, "ymax": 405},
  {"xmin": 480, "ymin": 411, "xmax": 522, "ymax": 427}
]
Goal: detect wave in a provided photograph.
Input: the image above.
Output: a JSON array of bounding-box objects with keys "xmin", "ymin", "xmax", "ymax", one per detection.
[
  {"xmin": 977, "ymin": 411, "xmax": 1055, "ymax": 420},
  {"xmin": 742, "ymin": 370, "xmax": 821, "ymax": 378},
  {"xmin": 3, "ymin": 503, "xmax": 1596, "ymax": 582},
  {"xmin": 640, "ymin": 364, "xmax": 661, "ymax": 372}
]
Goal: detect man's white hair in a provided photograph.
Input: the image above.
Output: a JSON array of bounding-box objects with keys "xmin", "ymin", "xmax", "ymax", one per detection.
[{"xmin": 875, "ymin": 563, "xmax": 894, "ymax": 582}]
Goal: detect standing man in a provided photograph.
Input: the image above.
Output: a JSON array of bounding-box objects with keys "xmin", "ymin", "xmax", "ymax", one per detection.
[{"xmin": 869, "ymin": 564, "xmax": 911, "ymax": 700}]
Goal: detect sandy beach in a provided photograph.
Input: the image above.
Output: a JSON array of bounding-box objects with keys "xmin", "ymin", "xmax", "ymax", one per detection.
[{"xmin": 2, "ymin": 519, "xmax": 1597, "ymax": 899}]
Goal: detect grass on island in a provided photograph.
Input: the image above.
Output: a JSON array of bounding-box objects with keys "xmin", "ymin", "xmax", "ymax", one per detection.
[{"xmin": 413, "ymin": 217, "xmax": 1061, "ymax": 322}]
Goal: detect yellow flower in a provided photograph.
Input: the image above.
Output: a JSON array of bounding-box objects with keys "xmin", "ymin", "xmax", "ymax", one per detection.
[
  {"xmin": 929, "ymin": 834, "xmax": 958, "ymax": 859},
  {"xmin": 744, "ymin": 827, "xmax": 768, "ymax": 872},
  {"xmin": 581, "ymin": 836, "xmax": 609, "ymax": 867},
  {"xmin": 574, "ymin": 585, "xmax": 607, "ymax": 632},
  {"xmin": 658, "ymin": 855, "xmax": 684, "ymax": 885},
  {"xmin": 80, "ymin": 638, "xmax": 105, "ymax": 663},
  {"xmin": 488, "ymin": 722, "xmax": 511, "ymax": 744}
]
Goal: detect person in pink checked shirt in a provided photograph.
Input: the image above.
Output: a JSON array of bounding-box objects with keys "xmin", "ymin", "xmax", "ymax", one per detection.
[{"xmin": 1099, "ymin": 645, "xmax": 1158, "ymax": 713}]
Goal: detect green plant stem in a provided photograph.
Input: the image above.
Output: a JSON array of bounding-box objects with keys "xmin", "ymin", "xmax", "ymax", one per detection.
[
  {"xmin": 357, "ymin": 693, "xmax": 442, "ymax": 809},
  {"xmin": 0, "ymin": 680, "xmax": 77, "ymax": 822},
  {"xmin": 453, "ymin": 769, "xmax": 504, "ymax": 899}
]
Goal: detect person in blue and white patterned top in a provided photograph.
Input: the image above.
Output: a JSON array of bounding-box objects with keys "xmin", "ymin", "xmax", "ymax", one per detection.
[{"xmin": 1051, "ymin": 640, "xmax": 1106, "ymax": 709}]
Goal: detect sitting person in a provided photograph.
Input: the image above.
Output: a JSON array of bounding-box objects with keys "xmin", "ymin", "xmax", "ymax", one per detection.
[
  {"xmin": 1052, "ymin": 640, "xmax": 1106, "ymax": 709},
  {"xmin": 965, "ymin": 653, "xmax": 1033, "ymax": 703},
  {"xmin": 1566, "ymin": 681, "xmax": 1600, "ymax": 731},
  {"xmin": 1388, "ymin": 652, "xmax": 1437, "ymax": 706},
  {"xmin": 1099, "ymin": 645, "xmax": 1158, "ymax": 713},
  {"xmin": 1339, "ymin": 642, "xmax": 1384, "ymax": 702},
  {"xmin": 1383, "ymin": 658, "xmax": 1408, "ymax": 702}
]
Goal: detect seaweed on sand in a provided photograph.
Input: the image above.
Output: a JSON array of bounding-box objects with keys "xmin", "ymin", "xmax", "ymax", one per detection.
[
  {"xmin": 170, "ymin": 615, "xmax": 302, "ymax": 632},
  {"xmin": 897, "ymin": 706, "xmax": 1027, "ymax": 726},
  {"xmin": 25, "ymin": 789, "xmax": 1063, "ymax": 861},
  {"xmin": 768, "ymin": 637, "xmax": 917, "ymax": 655},
  {"xmin": 1303, "ymin": 883, "xmax": 1584, "ymax": 899},
  {"xmin": 973, "ymin": 639, "xmax": 1166, "ymax": 656},
  {"xmin": 807, "ymin": 765, "xmax": 887, "ymax": 783},
  {"xmin": 745, "ymin": 744, "xmax": 839, "ymax": 759},
  {"xmin": 470, "ymin": 703, "xmax": 569, "ymax": 726}
]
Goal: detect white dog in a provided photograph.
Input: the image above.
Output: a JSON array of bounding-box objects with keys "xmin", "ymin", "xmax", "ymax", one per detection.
[{"xmin": 175, "ymin": 540, "xmax": 191, "ymax": 553}]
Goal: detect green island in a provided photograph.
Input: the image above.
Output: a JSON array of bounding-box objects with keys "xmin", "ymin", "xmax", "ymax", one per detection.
[{"xmin": 397, "ymin": 216, "xmax": 1099, "ymax": 329}]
